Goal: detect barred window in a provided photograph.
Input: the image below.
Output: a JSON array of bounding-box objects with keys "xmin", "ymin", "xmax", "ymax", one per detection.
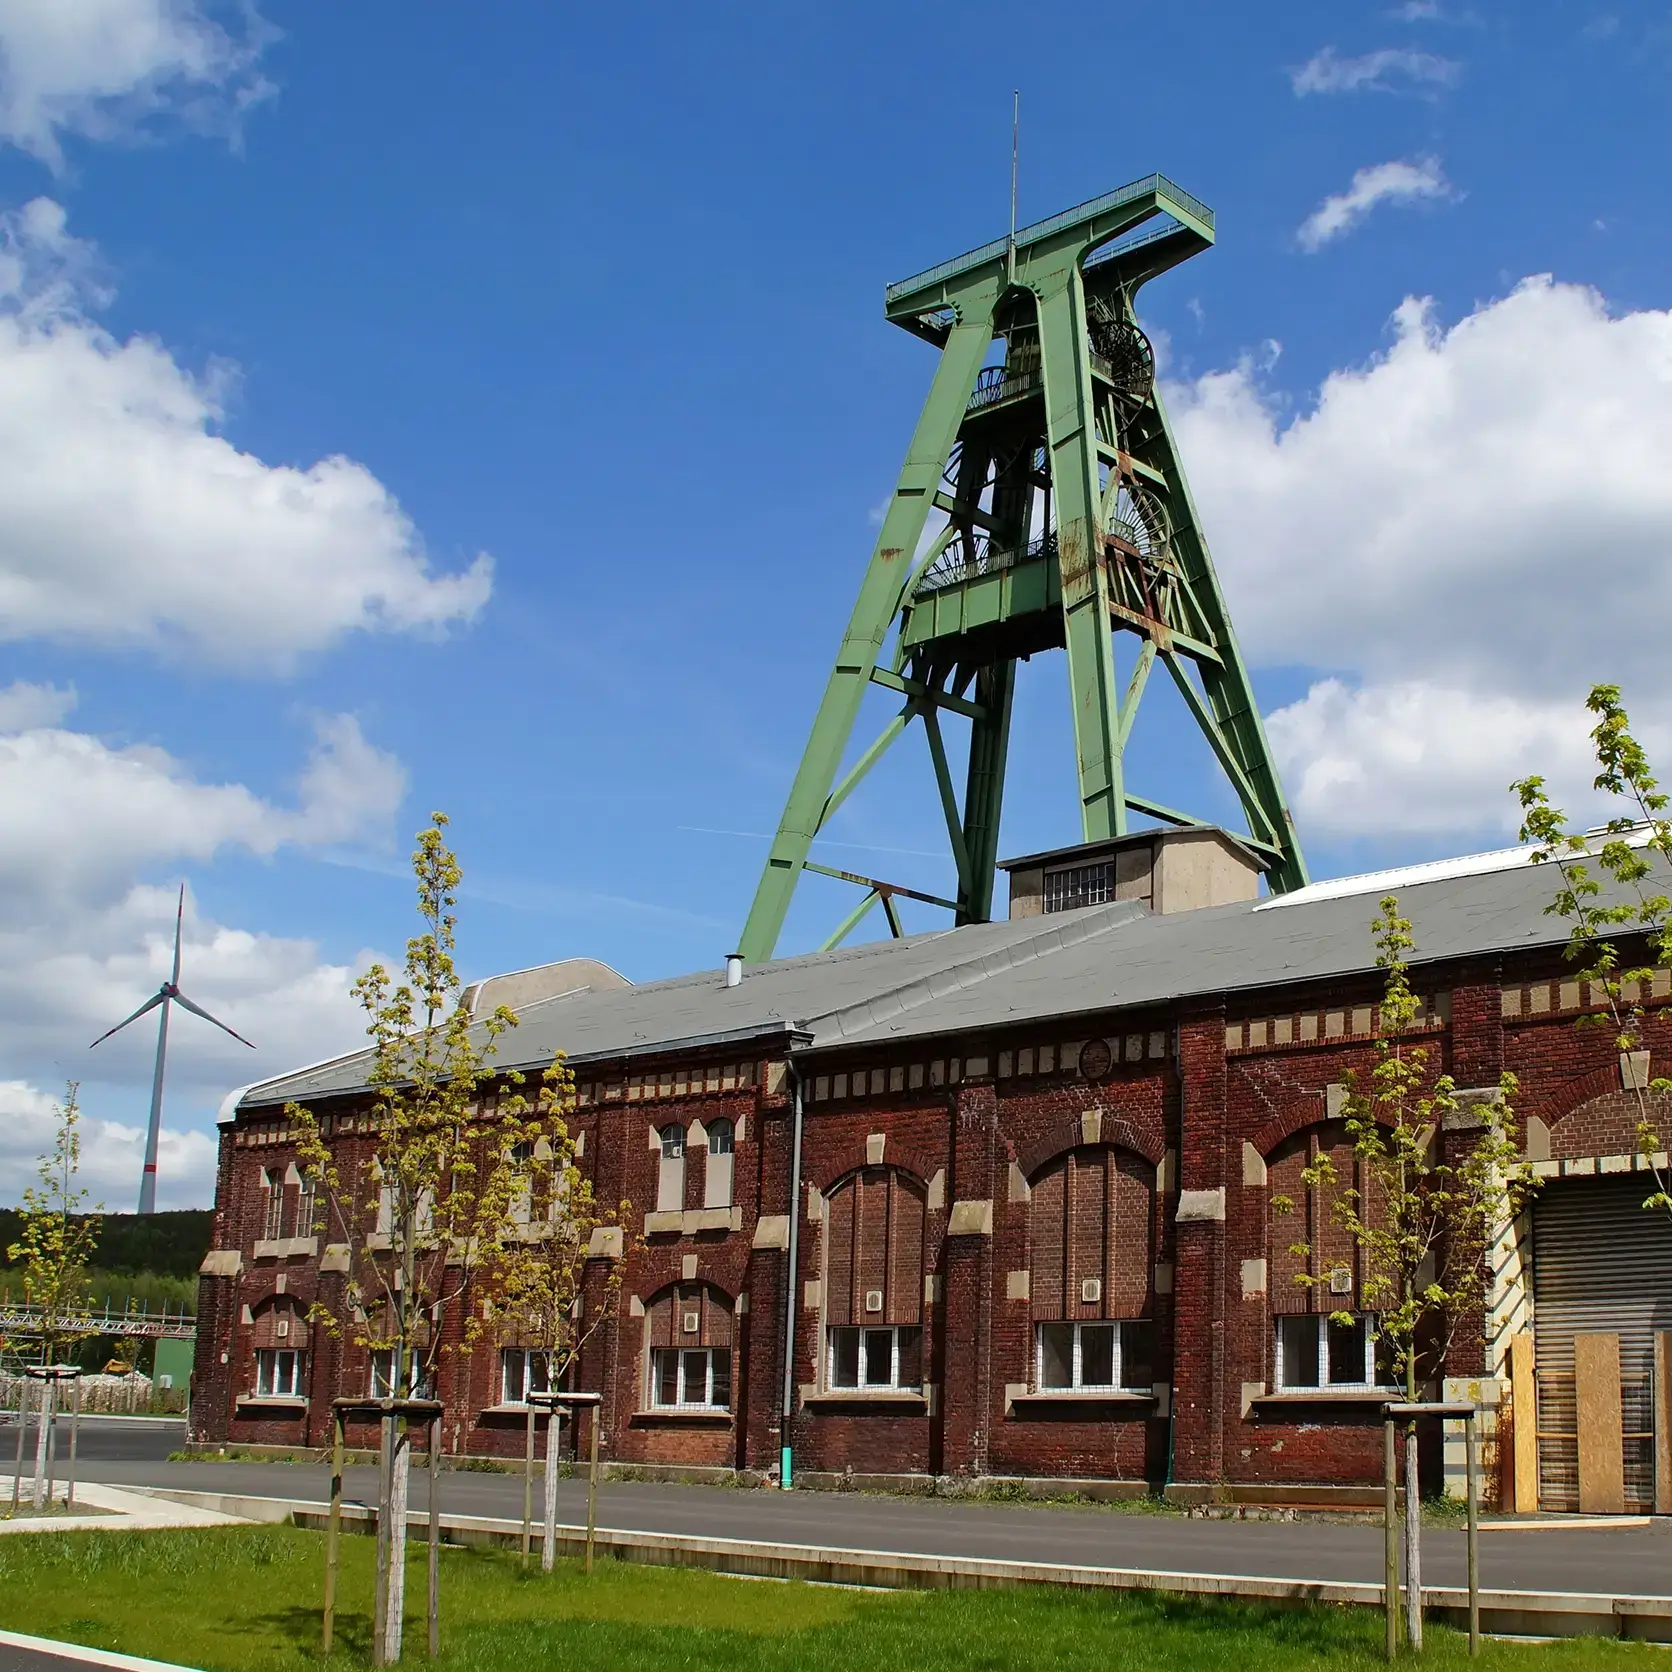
[{"xmin": 1043, "ymin": 861, "xmax": 1112, "ymax": 913}]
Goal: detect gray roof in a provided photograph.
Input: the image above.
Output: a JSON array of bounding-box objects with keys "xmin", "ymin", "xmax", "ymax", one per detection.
[{"xmin": 236, "ymin": 847, "xmax": 1638, "ymax": 1111}]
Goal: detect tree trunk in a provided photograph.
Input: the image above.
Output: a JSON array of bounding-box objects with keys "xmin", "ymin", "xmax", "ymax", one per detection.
[
  {"xmin": 31, "ymin": 1378, "xmax": 53, "ymax": 1511},
  {"xmin": 383, "ymin": 1422, "xmax": 411, "ymax": 1662},
  {"xmin": 541, "ymin": 1411, "xmax": 562, "ymax": 1572},
  {"xmin": 1404, "ymin": 1421, "xmax": 1424, "ymax": 1652}
]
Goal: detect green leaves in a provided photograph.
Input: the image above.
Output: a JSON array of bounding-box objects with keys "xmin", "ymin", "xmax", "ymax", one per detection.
[
  {"xmin": 7, "ymin": 1082, "xmax": 101, "ymax": 1361},
  {"xmin": 1516, "ymin": 685, "xmax": 1672, "ymax": 1224},
  {"xmin": 1287, "ymin": 902, "xmax": 1532, "ymax": 1399}
]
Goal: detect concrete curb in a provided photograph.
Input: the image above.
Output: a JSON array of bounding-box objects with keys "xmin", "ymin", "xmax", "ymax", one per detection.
[
  {"xmin": 0, "ymin": 1627, "xmax": 200, "ymax": 1672},
  {"xmin": 126, "ymin": 1487, "xmax": 1672, "ymax": 1641},
  {"xmin": 0, "ymin": 1480, "xmax": 249, "ymax": 1536}
]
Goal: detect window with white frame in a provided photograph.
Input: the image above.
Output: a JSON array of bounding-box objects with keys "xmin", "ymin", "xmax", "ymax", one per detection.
[
  {"xmin": 703, "ymin": 1119, "xmax": 734, "ymax": 1209},
  {"xmin": 1274, "ymin": 1313, "xmax": 1392, "ymax": 1391},
  {"xmin": 262, "ymin": 1168, "xmax": 285, "ymax": 1240},
  {"xmin": 656, "ymin": 1124, "xmax": 686, "ymax": 1212},
  {"xmin": 650, "ymin": 1346, "xmax": 731, "ymax": 1409},
  {"xmin": 369, "ymin": 1348, "xmax": 428, "ymax": 1399},
  {"xmin": 1035, "ymin": 1320, "xmax": 1153, "ymax": 1392},
  {"xmin": 293, "ymin": 1171, "xmax": 315, "ymax": 1238},
  {"xmin": 256, "ymin": 1347, "xmax": 303, "ymax": 1398},
  {"xmin": 509, "ymin": 1140, "xmax": 535, "ymax": 1225},
  {"xmin": 826, "ymin": 1324, "xmax": 923, "ymax": 1392},
  {"xmin": 500, "ymin": 1348, "xmax": 550, "ymax": 1406},
  {"xmin": 1043, "ymin": 861, "xmax": 1113, "ymax": 913}
]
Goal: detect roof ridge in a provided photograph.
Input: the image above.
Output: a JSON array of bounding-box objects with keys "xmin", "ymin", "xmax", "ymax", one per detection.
[{"xmin": 808, "ymin": 899, "xmax": 1149, "ymax": 1042}]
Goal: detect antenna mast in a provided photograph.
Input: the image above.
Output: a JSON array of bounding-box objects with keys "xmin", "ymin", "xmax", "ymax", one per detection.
[{"xmin": 1007, "ymin": 91, "xmax": 1019, "ymax": 281}]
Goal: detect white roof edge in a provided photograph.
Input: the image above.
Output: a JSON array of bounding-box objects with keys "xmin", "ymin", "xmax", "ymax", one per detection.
[{"xmin": 1257, "ymin": 825, "xmax": 1658, "ymax": 912}]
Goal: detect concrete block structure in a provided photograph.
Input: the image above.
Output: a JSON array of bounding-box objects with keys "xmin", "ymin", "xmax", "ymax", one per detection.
[{"xmin": 193, "ymin": 835, "xmax": 1672, "ymax": 1508}]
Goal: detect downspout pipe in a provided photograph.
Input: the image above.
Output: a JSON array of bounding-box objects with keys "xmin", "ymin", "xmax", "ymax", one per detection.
[{"xmin": 780, "ymin": 1056, "xmax": 806, "ymax": 1490}]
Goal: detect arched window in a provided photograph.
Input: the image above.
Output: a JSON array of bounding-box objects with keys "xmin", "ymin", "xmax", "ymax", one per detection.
[
  {"xmin": 704, "ymin": 1119, "xmax": 734, "ymax": 1209},
  {"xmin": 251, "ymin": 1296, "xmax": 310, "ymax": 1400},
  {"xmin": 1266, "ymin": 1122, "xmax": 1391, "ymax": 1390},
  {"xmin": 645, "ymin": 1283, "xmax": 733, "ymax": 1409},
  {"xmin": 822, "ymin": 1167, "xmax": 926, "ymax": 1391},
  {"xmin": 1028, "ymin": 1146, "xmax": 1154, "ymax": 1393},
  {"xmin": 657, "ymin": 1124, "xmax": 686, "ymax": 1212}
]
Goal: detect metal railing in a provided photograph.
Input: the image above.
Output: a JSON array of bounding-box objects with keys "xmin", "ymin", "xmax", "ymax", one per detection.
[
  {"xmin": 0, "ymin": 1302, "xmax": 196, "ymax": 1340},
  {"xmin": 916, "ymin": 530, "xmax": 1057, "ymax": 596},
  {"xmin": 885, "ymin": 174, "xmax": 1214, "ymax": 304},
  {"xmin": 965, "ymin": 364, "xmax": 1043, "ymax": 414}
]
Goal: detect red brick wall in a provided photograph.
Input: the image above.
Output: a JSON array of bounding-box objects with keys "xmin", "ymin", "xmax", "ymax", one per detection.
[{"xmin": 192, "ymin": 954, "xmax": 1672, "ymax": 1497}]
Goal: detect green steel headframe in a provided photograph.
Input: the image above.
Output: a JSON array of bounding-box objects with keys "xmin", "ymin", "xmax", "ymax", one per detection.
[{"xmin": 738, "ymin": 174, "xmax": 1307, "ymax": 961}]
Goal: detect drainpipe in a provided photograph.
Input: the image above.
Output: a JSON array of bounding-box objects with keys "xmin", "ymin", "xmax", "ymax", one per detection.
[{"xmin": 780, "ymin": 1057, "xmax": 806, "ymax": 1490}]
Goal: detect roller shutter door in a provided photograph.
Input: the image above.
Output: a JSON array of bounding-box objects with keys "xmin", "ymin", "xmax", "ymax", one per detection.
[{"xmin": 1532, "ymin": 1175, "xmax": 1672, "ymax": 1511}]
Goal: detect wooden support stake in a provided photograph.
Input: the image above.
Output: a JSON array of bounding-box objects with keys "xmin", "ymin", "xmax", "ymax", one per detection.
[
  {"xmin": 1403, "ymin": 1422, "xmax": 1423, "ymax": 1652},
  {"xmin": 66, "ymin": 1375, "xmax": 80, "ymax": 1513},
  {"xmin": 373, "ymin": 1412, "xmax": 394, "ymax": 1667},
  {"xmin": 427, "ymin": 1416, "xmax": 440, "ymax": 1660},
  {"xmin": 10, "ymin": 1377, "xmax": 28, "ymax": 1515},
  {"xmin": 585, "ymin": 1408, "xmax": 600, "ymax": 1575},
  {"xmin": 521, "ymin": 1403, "xmax": 535, "ymax": 1565},
  {"xmin": 1466, "ymin": 1409, "xmax": 1480, "ymax": 1656},
  {"xmin": 1576, "ymin": 1332, "xmax": 1625, "ymax": 1515},
  {"xmin": 1384, "ymin": 1418, "xmax": 1400, "ymax": 1661},
  {"xmin": 323, "ymin": 1410, "xmax": 344, "ymax": 1654}
]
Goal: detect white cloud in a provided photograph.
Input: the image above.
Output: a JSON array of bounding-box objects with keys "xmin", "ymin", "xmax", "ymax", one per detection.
[
  {"xmin": 1265, "ymin": 680, "xmax": 1607, "ymax": 837},
  {"xmin": 1298, "ymin": 158, "xmax": 1454, "ymax": 250},
  {"xmin": 0, "ymin": 0, "xmax": 272, "ymax": 167},
  {"xmin": 1292, "ymin": 46, "xmax": 1461, "ymax": 96},
  {"xmin": 0, "ymin": 198, "xmax": 492, "ymax": 671},
  {"xmin": 0, "ymin": 676, "xmax": 72, "ymax": 729},
  {"xmin": 0, "ymin": 698, "xmax": 403, "ymax": 1205},
  {"xmin": 0, "ymin": 703, "xmax": 406, "ymax": 901},
  {"xmin": 0, "ymin": 1078, "xmax": 217, "ymax": 1210},
  {"xmin": 1171, "ymin": 276, "xmax": 1672, "ymax": 839}
]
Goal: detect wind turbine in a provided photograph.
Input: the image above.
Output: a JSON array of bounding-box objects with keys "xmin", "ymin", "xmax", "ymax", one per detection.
[{"xmin": 90, "ymin": 885, "xmax": 255, "ymax": 1214}]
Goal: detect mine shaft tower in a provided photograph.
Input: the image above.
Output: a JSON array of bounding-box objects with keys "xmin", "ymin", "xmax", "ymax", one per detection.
[{"xmin": 739, "ymin": 174, "xmax": 1307, "ymax": 961}]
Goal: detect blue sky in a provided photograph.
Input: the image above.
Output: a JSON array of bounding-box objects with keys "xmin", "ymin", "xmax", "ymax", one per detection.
[{"xmin": 3, "ymin": 0, "xmax": 1670, "ymax": 1206}]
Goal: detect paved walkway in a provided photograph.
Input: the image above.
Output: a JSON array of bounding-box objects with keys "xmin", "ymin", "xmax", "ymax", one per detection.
[
  {"xmin": 82, "ymin": 1454, "xmax": 1672, "ymax": 1600},
  {"xmin": 0, "ymin": 1476, "xmax": 249, "ymax": 1535}
]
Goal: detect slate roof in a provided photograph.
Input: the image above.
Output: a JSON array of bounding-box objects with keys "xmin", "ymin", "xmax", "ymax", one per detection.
[{"xmin": 235, "ymin": 841, "xmax": 1647, "ymax": 1113}]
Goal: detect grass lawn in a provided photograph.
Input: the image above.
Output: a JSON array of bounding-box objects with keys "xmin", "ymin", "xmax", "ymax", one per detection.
[{"xmin": 0, "ymin": 1525, "xmax": 1661, "ymax": 1672}]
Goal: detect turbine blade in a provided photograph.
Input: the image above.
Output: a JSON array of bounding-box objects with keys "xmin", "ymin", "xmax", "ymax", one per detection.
[
  {"xmin": 89, "ymin": 990, "xmax": 167, "ymax": 1049},
  {"xmin": 171, "ymin": 885, "xmax": 185, "ymax": 985},
  {"xmin": 170, "ymin": 988, "xmax": 256, "ymax": 1049}
]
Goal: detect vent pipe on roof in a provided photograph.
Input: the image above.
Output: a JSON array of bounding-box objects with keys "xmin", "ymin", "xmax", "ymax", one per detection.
[{"xmin": 724, "ymin": 953, "xmax": 743, "ymax": 989}]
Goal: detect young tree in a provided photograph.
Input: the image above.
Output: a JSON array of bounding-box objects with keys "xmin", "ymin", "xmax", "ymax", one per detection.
[
  {"xmin": 1280, "ymin": 900, "xmax": 1531, "ymax": 1650},
  {"xmin": 1513, "ymin": 684, "xmax": 1672, "ymax": 1218},
  {"xmin": 289, "ymin": 814, "xmax": 545, "ymax": 1664},
  {"xmin": 6, "ymin": 1082, "xmax": 100, "ymax": 1508},
  {"xmin": 491, "ymin": 1056, "xmax": 634, "ymax": 1568}
]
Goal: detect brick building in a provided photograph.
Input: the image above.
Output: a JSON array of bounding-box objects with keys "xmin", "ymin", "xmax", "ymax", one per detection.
[{"xmin": 192, "ymin": 828, "xmax": 1672, "ymax": 1509}]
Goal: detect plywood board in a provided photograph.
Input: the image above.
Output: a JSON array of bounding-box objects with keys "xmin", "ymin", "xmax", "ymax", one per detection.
[
  {"xmin": 1575, "ymin": 1332, "xmax": 1625, "ymax": 1515},
  {"xmin": 1510, "ymin": 1332, "xmax": 1538, "ymax": 1513},
  {"xmin": 1656, "ymin": 1332, "xmax": 1672, "ymax": 1516}
]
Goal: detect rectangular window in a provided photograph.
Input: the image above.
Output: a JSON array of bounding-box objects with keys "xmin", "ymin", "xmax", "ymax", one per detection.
[
  {"xmin": 1035, "ymin": 1320, "xmax": 1153, "ymax": 1391},
  {"xmin": 256, "ymin": 1348, "xmax": 303, "ymax": 1398},
  {"xmin": 826, "ymin": 1325, "xmax": 923, "ymax": 1392},
  {"xmin": 1042, "ymin": 862, "xmax": 1113, "ymax": 913},
  {"xmin": 499, "ymin": 1348, "xmax": 551, "ymax": 1406},
  {"xmin": 648, "ymin": 1346, "xmax": 730, "ymax": 1409},
  {"xmin": 293, "ymin": 1177, "xmax": 315, "ymax": 1238},
  {"xmin": 1274, "ymin": 1313, "xmax": 1389, "ymax": 1391},
  {"xmin": 262, "ymin": 1172, "xmax": 285, "ymax": 1240},
  {"xmin": 369, "ymin": 1349, "xmax": 428, "ymax": 1399}
]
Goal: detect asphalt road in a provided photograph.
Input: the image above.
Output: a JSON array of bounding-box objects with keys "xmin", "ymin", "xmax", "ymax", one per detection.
[
  {"xmin": 60, "ymin": 1420, "xmax": 1672, "ymax": 1603},
  {"xmin": 0, "ymin": 1415, "xmax": 183, "ymax": 1466}
]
